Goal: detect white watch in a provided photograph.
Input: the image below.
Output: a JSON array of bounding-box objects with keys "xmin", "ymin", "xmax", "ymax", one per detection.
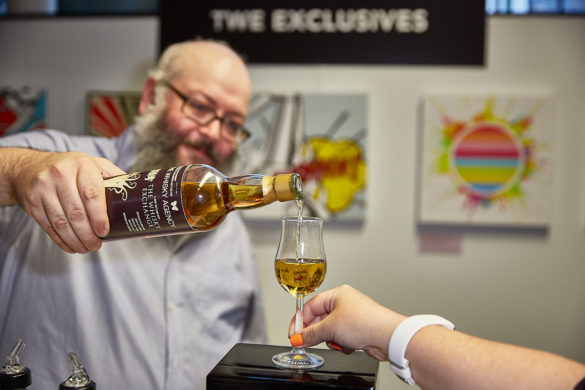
[{"xmin": 388, "ymin": 314, "xmax": 455, "ymax": 386}]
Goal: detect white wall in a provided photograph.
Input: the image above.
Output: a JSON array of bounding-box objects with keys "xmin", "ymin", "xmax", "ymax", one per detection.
[
  {"xmin": 248, "ymin": 16, "xmax": 585, "ymax": 389},
  {"xmin": 1, "ymin": 15, "xmax": 584, "ymax": 390},
  {"xmin": 0, "ymin": 17, "xmax": 157, "ymax": 133}
]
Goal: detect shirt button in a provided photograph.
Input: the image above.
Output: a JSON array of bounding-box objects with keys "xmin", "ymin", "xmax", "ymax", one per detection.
[{"xmin": 169, "ymin": 303, "xmax": 176, "ymax": 312}]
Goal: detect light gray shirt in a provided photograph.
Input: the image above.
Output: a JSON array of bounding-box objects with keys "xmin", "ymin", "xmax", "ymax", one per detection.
[{"xmin": 0, "ymin": 129, "xmax": 266, "ymax": 390}]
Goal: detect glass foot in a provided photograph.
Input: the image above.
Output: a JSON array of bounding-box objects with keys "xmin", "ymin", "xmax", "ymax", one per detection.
[{"xmin": 272, "ymin": 350, "xmax": 324, "ymax": 369}]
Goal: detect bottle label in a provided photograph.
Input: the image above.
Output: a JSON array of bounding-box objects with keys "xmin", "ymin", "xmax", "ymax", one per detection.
[{"xmin": 104, "ymin": 166, "xmax": 192, "ymax": 240}]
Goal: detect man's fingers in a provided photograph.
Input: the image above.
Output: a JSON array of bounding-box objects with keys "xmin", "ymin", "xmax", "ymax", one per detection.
[
  {"xmin": 77, "ymin": 163, "xmax": 109, "ymax": 238},
  {"xmin": 42, "ymin": 196, "xmax": 89, "ymax": 254},
  {"xmin": 30, "ymin": 207, "xmax": 76, "ymax": 254},
  {"xmin": 95, "ymin": 158, "xmax": 126, "ymax": 178},
  {"xmin": 55, "ymin": 168, "xmax": 106, "ymax": 252}
]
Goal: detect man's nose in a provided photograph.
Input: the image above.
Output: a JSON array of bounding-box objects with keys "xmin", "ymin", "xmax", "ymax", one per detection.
[{"xmin": 198, "ymin": 118, "xmax": 223, "ymax": 139}]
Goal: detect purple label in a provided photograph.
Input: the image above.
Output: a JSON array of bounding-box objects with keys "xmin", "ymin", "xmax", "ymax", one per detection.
[{"xmin": 104, "ymin": 166, "xmax": 192, "ymax": 240}]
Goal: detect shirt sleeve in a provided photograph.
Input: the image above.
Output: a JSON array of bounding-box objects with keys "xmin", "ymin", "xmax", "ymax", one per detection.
[
  {"xmin": 575, "ymin": 377, "xmax": 585, "ymax": 390},
  {"xmin": 0, "ymin": 129, "xmax": 118, "ymax": 161},
  {"xmin": 0, "ymin": 129, "xmax": 79, "ymax": 152}
]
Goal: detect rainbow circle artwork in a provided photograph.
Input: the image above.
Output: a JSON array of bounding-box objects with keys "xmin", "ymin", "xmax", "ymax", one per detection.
[
  {"xmin": 449, "ymin": 122, "xmax": 526, "ymax": 199},
  {"xmin": 418, "ymin": 95, "xmax": 554, "ymax": 226}
]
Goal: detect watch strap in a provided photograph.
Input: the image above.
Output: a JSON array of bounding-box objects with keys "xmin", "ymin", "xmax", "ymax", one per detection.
[{"xmin": 388, "ymin": 314, "xmax": 455, "ymax": 385}]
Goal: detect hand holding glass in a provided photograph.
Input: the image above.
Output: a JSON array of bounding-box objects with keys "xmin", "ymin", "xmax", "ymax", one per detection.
[{"xmin": 273, "ymin": 217, "xmax": 326, "ymax": 369}]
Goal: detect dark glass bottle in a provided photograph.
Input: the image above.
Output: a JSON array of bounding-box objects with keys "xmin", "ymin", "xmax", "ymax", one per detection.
[{"xmin": 104, "ymin": 164, "xmax": 303, "ymax": 240}]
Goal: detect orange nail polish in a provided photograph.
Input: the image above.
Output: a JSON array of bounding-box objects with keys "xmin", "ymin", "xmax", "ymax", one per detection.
[
  {"xmin": 290, "ymin": 334, "xmax": 303, "ymax": 347},
  {"xmin": 328, "ymin": 342, "xmax": 342, "ymax": 351}
]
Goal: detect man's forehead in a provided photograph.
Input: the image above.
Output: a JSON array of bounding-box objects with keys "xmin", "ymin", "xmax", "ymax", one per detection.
[{"xmin": 165, "ymin": 42, "xmax": 251, "ymax": 112}]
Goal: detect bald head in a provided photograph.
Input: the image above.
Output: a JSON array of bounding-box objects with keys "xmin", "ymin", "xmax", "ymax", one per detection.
[{"xmin": 153, "ymin": 40, "xmax": 251, "ymax": 106}]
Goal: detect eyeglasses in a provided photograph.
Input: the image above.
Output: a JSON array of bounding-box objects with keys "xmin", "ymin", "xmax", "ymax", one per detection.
[{"xmin": 161, "ymin": 80, "xmax": 251, "ymax": 144}]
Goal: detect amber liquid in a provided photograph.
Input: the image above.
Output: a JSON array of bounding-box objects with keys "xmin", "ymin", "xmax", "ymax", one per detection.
[
  {"xmin": 275, "ymin": 258, "xmax": 326, "ymax": 297},
  {"xmin": 181, "ymin": 181, "xmax": 266, "ymax": 231}
]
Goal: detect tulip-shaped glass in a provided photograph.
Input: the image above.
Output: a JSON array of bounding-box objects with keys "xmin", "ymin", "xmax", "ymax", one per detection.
[{"xmin": 272, "ymin": 216, "xmax": 326, "ymax": 369}]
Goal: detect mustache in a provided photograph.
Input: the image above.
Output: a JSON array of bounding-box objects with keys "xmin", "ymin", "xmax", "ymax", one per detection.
[
  {"xmin": 169, "ymin": 135, "xmax": 237, "ymax": 172},
  {"xmin": 172, "ymin": 137, "xmax": 218, "ymax": 160}
]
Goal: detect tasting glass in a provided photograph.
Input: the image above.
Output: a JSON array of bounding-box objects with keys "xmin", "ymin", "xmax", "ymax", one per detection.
[{"xmin": 272, "ymin": 216, "xmax": 326, "ymax": 369}]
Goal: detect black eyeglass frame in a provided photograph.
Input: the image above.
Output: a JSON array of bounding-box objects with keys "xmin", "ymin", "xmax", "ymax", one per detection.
[{"xmin": 161, "ymin": 80, "xmax": 251, "ymax": 144}]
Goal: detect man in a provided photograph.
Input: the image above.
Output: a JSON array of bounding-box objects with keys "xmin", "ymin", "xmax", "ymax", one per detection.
[
  {"xmin": 289, "ymin": 285, "xmax": 585, "ymax": 390},
  {"xmin": 0, "ymin": 40, "xmax": 266, "ymax": 390}
]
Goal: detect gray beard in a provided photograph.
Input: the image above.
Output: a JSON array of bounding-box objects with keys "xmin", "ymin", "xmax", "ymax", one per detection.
[
  {"xmin": 130, "ymin": 109, "xmax": 241, "ymax": 175},
  {"xmin": 130, "ymin": 111, "xmax": 176, "ymax": 173}
]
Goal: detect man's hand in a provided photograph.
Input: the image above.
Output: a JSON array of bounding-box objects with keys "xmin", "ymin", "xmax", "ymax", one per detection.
[{"xmin": 1, "ymin": 148, "xmax": 126, "ymax": 253}]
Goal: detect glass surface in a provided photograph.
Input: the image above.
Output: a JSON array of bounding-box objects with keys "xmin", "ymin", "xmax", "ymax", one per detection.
[{"xmin": 272, "ymin": 216, "xmax": 326, "ymax": 369}]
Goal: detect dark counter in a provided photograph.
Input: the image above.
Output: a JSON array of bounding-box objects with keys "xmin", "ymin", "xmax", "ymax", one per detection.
[{"xmin": 207, "ymin": 343, "xmax": 378, "ymax": 389}]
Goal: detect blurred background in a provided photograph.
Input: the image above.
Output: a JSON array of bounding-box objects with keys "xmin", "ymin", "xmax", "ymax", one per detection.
[{"xmin": 1, "ymin": 1, "xmax": 584, "ymax": 388}]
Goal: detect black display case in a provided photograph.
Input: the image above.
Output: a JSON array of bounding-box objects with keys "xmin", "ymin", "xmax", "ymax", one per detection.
[{"xmin": 207, "ymin": 343, "xmax": 378, "ymax": 390}]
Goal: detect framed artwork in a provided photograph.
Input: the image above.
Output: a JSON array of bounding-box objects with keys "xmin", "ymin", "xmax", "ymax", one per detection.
[
  {"xmin": 0, "ymin": 86, "xmax": 46, "ymax": 136},
  {"xmin": 417, "ymin": 94, "xmax": 554, "ymax": 227},
  {"xmin": 238, "ymin": 92, "xmax": 367, "ymax": 225},
  {"xmin": 86, "ymin": 91, "xmax": 141, "ymax": 137}
]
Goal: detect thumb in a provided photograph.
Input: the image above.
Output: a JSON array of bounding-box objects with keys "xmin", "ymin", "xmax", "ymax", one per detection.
[
  {"xmin": 95, "ymin": 158, "xmax": 126, "ymax": 178},
  {"xmin": 293, "ymin": 320, "xmax": 331, "ymax": 348},
  {"xmin": 292, "ymin": 322, "xmax": 356, "ymax": 354},
  {"xmin": 302, "ymin": 322, "xmax": 326, "ymax": 347}
]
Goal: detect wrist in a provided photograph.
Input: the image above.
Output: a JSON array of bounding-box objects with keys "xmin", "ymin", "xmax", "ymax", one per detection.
[
  {"xmin": 378, "ymin": 311, "xmax": 407, "ymax": 360},
  {"xmin": 0, "ymin": 148, "xmax": 43, "ymax": 205},
  {"xmin": 361, "ymin": 306, "xmax": 406, "ymax": 362}
]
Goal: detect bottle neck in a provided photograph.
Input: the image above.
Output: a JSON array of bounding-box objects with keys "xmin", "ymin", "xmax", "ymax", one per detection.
[{"xmin": 273, "ymin": 173, "xmax": 303, "ymax": 202}]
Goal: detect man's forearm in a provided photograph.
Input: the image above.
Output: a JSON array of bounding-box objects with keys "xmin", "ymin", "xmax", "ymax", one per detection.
[{"xmin": 0, "ymin": 147, "xmax": 43, "ymax": 206}]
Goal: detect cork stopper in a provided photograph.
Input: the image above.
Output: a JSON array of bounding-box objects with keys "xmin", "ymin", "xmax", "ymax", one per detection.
[{"xmin": 275, "ymin": 173, "xmax": 303, "ymax": 202}]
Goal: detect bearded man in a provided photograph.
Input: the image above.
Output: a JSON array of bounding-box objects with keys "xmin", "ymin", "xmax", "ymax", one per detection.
[{"xmin": 0, "ymin": 40, "xmax": 266, "ymax": 390}]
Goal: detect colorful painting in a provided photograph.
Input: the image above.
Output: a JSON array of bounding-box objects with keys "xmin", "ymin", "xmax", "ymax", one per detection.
[
  {"xmin": 237, "ymin": 93, "xmax": 367, "ymax": 224},
  {"xmin": 418, "ymin": 94, "xmax": 554, "ymax": 227},
  {"xmin": 0, "ymin": 87, "xmax": 46, "ymax": 136},
  {"xmin": 86, "ymin": 91, "xmax": 141, "ymax": 138}
]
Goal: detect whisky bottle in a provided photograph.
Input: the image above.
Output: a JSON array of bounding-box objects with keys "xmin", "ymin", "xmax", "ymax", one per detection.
[
  {"xmin": 0, "ymin": 339, "xmax": 31, "ymax": 390},
  {"xmin": 104, "ymin": 164, "xmax": 303, "ymax": 240}
]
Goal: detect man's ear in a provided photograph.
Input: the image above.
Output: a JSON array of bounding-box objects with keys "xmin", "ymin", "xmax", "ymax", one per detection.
[{"xmin": 138, "ymin": 77, "xmax": 157, "ymax": 115}]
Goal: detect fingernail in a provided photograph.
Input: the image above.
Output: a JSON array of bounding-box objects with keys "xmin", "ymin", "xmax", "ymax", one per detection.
[
  {"xmin": 328, "ymin": 342, "xmax": 342, "ymax": 351},
  {"xmin": 290, "ymin": 334, "xmax": 303, "ymax": 347},
  {"xmin": 98, "ymin": 224, "xmax": 109, "ymax": 237}
]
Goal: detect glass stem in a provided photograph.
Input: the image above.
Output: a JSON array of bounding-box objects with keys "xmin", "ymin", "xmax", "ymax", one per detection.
[{"xmin": 293, "ymin": 296, "xmax": 304, "ymax": 353}]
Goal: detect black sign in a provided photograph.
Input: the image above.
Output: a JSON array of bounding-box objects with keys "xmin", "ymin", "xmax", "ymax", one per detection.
[{"xmin": 160, "ymin": 1, "xmax": 485, "ymax": 65}]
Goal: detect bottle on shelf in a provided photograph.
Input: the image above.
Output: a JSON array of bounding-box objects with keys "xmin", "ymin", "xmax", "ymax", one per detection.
[
  {"xmin": 104, "ymin": 164, "xmax": 303, "ymax": 240},
  {"xmin": 58, "ymin": 353, "xmax": 95, "ymax": 390},
  {"xmin": 0, "ymin": 339, "xmax": 31, "ymax": 390}
]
